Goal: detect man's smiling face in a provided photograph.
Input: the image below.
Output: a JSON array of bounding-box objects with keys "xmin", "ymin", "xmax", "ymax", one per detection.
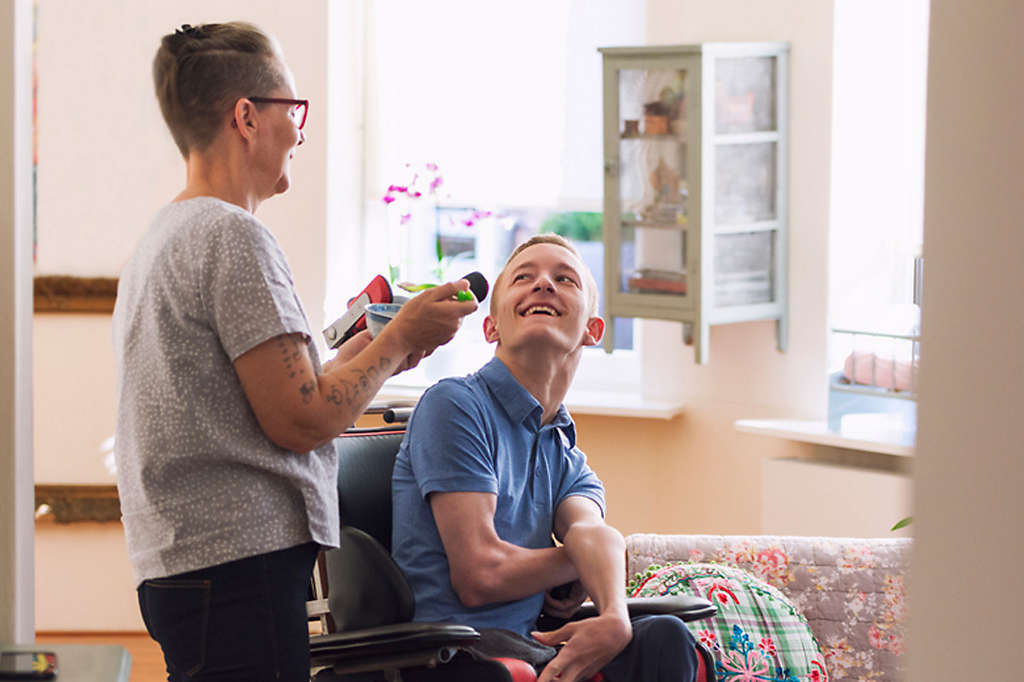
[{"xmin": 484, "ymin": 241, "xmax": 604, "ymax": 354}]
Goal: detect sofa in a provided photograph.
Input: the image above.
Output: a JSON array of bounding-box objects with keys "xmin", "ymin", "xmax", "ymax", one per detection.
[{"xmin": 625, "ymin": 533, "xmax": 912, "ymax": 682}]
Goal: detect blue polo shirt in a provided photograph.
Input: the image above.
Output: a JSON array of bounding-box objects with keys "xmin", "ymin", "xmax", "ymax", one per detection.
[{"xmin": 391, "ymin": 357, "xmax": 606, "ymax": 636}]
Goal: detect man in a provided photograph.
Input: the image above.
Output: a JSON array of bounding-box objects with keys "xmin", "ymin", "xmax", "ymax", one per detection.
[{"xmin": 392, "ymin": 235, "xmax": 698, "ymax": 682}]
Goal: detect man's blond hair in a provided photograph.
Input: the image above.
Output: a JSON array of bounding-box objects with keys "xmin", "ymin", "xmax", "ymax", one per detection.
[{"xmin": 491, "ymin": 234, "xmax": 599, "ymax": 317}]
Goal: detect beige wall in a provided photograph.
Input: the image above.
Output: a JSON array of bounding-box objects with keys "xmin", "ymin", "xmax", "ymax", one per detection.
[
  {"xmin": 576, "ymin": 406, "xmax": 816, "ymax": 537},
  {"xmin": 909, "ymin": 1, "xmax": 1024, "ymax": 679},
  {"xmin": 34, "ymin": 521, "xmax": 139, "ymax": 631}
]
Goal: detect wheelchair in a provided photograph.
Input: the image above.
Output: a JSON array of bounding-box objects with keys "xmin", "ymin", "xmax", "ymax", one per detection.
[{"xmin": 308, "ymin": 411, "xmax": 716, "ymax": 682}]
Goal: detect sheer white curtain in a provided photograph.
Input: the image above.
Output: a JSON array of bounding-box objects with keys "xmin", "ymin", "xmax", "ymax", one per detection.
[{"xmin": 829, "ymin": 0, "xmax": 929, "ymax": 338}]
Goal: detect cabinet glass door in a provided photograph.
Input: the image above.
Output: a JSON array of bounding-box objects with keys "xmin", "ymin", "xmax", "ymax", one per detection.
[
  {"xmin": 712, "ymin": 55, "xmax": 780, "ymax": 307},
  {"xmin": 616, "ymin": 67, "xmax": 690, "ymax": 300}
]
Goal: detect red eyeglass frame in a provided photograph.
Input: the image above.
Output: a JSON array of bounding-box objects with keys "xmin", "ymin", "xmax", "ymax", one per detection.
[{"xmin": 248, "ymin": 96, "xmax": 309, "ymax": 130}]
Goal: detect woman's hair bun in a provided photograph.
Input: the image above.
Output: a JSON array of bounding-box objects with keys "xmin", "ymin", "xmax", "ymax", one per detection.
[
  {"xmin": 175, "ymin": 24, "xmax": 205, "ymax": 38},
  {"xmin": 167, "ymin": 24, "xmax": 206, "ymax": 53}
]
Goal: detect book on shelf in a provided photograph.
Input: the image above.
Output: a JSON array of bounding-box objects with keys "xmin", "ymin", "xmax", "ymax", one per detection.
[{"xmin": 627, "ymin": 268, "xmax": 687, "ymax": 295}]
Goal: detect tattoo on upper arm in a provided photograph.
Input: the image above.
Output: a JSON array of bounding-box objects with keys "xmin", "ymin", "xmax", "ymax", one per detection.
[
  {"xmin": 277, "ymin": 335, "xmax": 307, "ymax": 380},
  {"xmin": 299, "ymin": 381, "xmax": 315, "ymax": 404}
]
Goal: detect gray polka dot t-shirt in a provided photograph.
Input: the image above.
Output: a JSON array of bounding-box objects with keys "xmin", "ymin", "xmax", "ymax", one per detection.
[{"xmin": 112, "ymin": 197, "xmax": 338, "ymax": 585}]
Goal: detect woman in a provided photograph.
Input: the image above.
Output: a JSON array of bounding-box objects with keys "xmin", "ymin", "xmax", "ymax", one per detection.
[{"xmin": 112, "ymin": 22, "xmax": 476, "ymax": 681}]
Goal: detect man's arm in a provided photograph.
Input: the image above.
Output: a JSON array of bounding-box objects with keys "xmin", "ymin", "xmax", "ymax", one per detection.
[
  {"xmin": 429, "ymin": 491, "xmax": 580, "ymax": 607},
  {"xmin": 531, "ymin": 495, "xmax": 633, "ymax": 682}
]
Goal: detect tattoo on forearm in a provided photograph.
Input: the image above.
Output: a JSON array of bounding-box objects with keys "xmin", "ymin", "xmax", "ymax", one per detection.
[
  {"xmin": 313, "ymin": 356, "xmax": 398, "ymax": 412},
  {"xmin": 299, "ymin": 381, "xmax": 315, "ymax": 404},
  {"xmin": 324, "ymin": 382, "xmax": 348, "ymax": 406},
  {"xmin": 320, "ymin": 357, "xmax": 393, "ymax": 410},
  {"xmin": 323, "ymin": 378, "xmax": 356, "ymax": 407}
]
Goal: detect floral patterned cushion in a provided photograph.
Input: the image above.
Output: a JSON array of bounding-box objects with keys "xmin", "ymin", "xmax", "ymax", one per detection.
[
  {"xmin": 625, "ymin": 535, "xmax": 911, "ymax": 682},
  {"xmin": 629, "ymin": 562, "xmax": 828, "ymax": 681}
]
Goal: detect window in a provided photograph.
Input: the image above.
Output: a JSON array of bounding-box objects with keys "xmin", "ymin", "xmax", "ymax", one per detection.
[
  {"xmin": 827, "ymin": 0, "xmax": 929, "ymax": 441},
  {"xmin": 326, "ymin": 0, "xmax": 646, "ymax": 392}
]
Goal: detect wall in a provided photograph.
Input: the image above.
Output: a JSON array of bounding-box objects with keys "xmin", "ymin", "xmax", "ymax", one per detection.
[{"xmin": 909, "ymin": 1, "xmax": 1024, "ymax": 679}]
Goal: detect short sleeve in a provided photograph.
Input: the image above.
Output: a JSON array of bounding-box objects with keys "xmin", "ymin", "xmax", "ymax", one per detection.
[
  {"xmin": 198, "ymin": 213, "xmax": 310, "ymax": 361},
  {"xmin": 406, "ymin": 380, "xmax": 499, "ymax": 499},
  {"xmin": 557, "ymin": 446, "xmax": 606, "ymax": 517}
]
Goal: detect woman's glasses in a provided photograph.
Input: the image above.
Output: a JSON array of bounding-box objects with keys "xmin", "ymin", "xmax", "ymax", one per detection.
[{"xmin": 248, "ymin": 97, "xmax": 309, "ymax": 130}]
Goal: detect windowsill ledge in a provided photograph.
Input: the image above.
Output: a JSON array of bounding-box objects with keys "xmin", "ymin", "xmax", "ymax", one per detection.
[
  {"xmin": 734, "ymin": 418, "xmax": 914, "ymax": 457},
  {"xmin": 375, "ymin": 384, "xmax": 684, "ymax": 420}
]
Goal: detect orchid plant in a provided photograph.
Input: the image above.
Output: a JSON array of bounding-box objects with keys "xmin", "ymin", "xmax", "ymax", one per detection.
[{"xmin": 381, "ymin": 162, "xmax": 494, "ymax": 283}]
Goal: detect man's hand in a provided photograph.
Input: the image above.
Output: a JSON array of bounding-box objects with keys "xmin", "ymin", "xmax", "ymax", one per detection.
[
  {"xmin": 532, "ymin": 613, "xmax": 632, "ymax": 682},
  {"xmin": 543, "ymin": 581, "xmax": 587, "ymax": 620}
]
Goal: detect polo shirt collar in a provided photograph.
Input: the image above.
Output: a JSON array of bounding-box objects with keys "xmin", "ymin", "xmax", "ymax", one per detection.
[{"xmin": 479, "ymin": 357, "xmax": 577, "ymax": 446}]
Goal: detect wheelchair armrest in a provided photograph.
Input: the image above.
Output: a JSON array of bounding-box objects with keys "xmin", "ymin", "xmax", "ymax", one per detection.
[
  {"xmin": 573, "ymin": 595, "xmax": 716, "ymax": 623},
  {"xmin": 310, "ymin": 622, "xmax": 480, "ymax": 673}
]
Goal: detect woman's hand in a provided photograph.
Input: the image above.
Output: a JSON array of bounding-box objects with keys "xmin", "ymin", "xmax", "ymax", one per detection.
[
  {"xmin": 384, "ymin": 280, "xmax": 478, "ymax": 356},
  {"xmin": 322, "ymin": 330, "xmax": 373, "ymax": 372},
  {"xmin": 392, "ymin": 349, "xmax": 428, "ymax": 375}
]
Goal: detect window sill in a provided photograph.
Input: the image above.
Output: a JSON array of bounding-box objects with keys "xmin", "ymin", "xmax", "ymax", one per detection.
[
  {"xmin": 734, "ymin": 418, "xmax": 914, "ymax": 457},
  {"xmin": 374, "ymin": 385, "xmax": 683, "ymax": 420}
]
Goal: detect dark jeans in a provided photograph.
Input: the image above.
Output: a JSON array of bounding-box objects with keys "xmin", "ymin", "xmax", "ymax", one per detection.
[
  {"xmin": 600, "ymin": 614, "xmax": 699, "ymax": 682},
  {"xmin": 138, "ymin": 542, "xmax": 319, "ymax": 682}
]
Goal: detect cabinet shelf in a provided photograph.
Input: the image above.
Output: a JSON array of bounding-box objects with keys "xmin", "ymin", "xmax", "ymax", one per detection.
[
  {"xmin": 620, "ymin": 133, "xmax": 688, "ymax": 142},
  {"xmin": 713, "ymin": 221, "xmax": 780, "ymax": 235},
  {"xmin": 831, "ymin": 327, "xmax": 920, "ymax": 342},
  {"xmin": 714, "ymin": 131, "xmax": 781, "ymax": 145},
  {"xmin": 622, "ymin": 218, "xmax": 688, "ymax": 231}
]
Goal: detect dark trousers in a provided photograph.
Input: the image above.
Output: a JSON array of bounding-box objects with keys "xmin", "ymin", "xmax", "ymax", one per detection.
[
  {"xmin": 138, "ymin": 542, "xmax": 319, "ymax": 682},
  {"xmin": 600, "ymin": 614, "xmax": 699, "ymax": 682}
]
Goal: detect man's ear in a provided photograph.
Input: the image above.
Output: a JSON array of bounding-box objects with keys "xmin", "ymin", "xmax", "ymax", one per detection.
[
  {"xmin": 231, "ymin": 97, "xmax": 258, "ymax": 141},
  {"xmin": 582, "ymin": 316, "xmax": 605, "ymax": 347},
  {"xmin": 483, "ymin": 315, "xmax": 500, "ymax": 344}
]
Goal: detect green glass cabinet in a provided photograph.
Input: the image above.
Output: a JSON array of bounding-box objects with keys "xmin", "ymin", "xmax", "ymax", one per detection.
[{"xmin": 599, "ymin": 43, "xmax": 789, "ymax": 363}]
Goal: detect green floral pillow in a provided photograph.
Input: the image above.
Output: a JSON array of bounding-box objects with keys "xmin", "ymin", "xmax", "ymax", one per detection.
[{"xmin": 628, "ymin": 562, "xmax": 829, "ymax": 682}]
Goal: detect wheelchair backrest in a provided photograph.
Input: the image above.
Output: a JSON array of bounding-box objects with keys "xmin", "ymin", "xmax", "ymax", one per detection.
[{"xmin": 334, "ymin": 428, "xmax": 406, "ymax": 553}]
